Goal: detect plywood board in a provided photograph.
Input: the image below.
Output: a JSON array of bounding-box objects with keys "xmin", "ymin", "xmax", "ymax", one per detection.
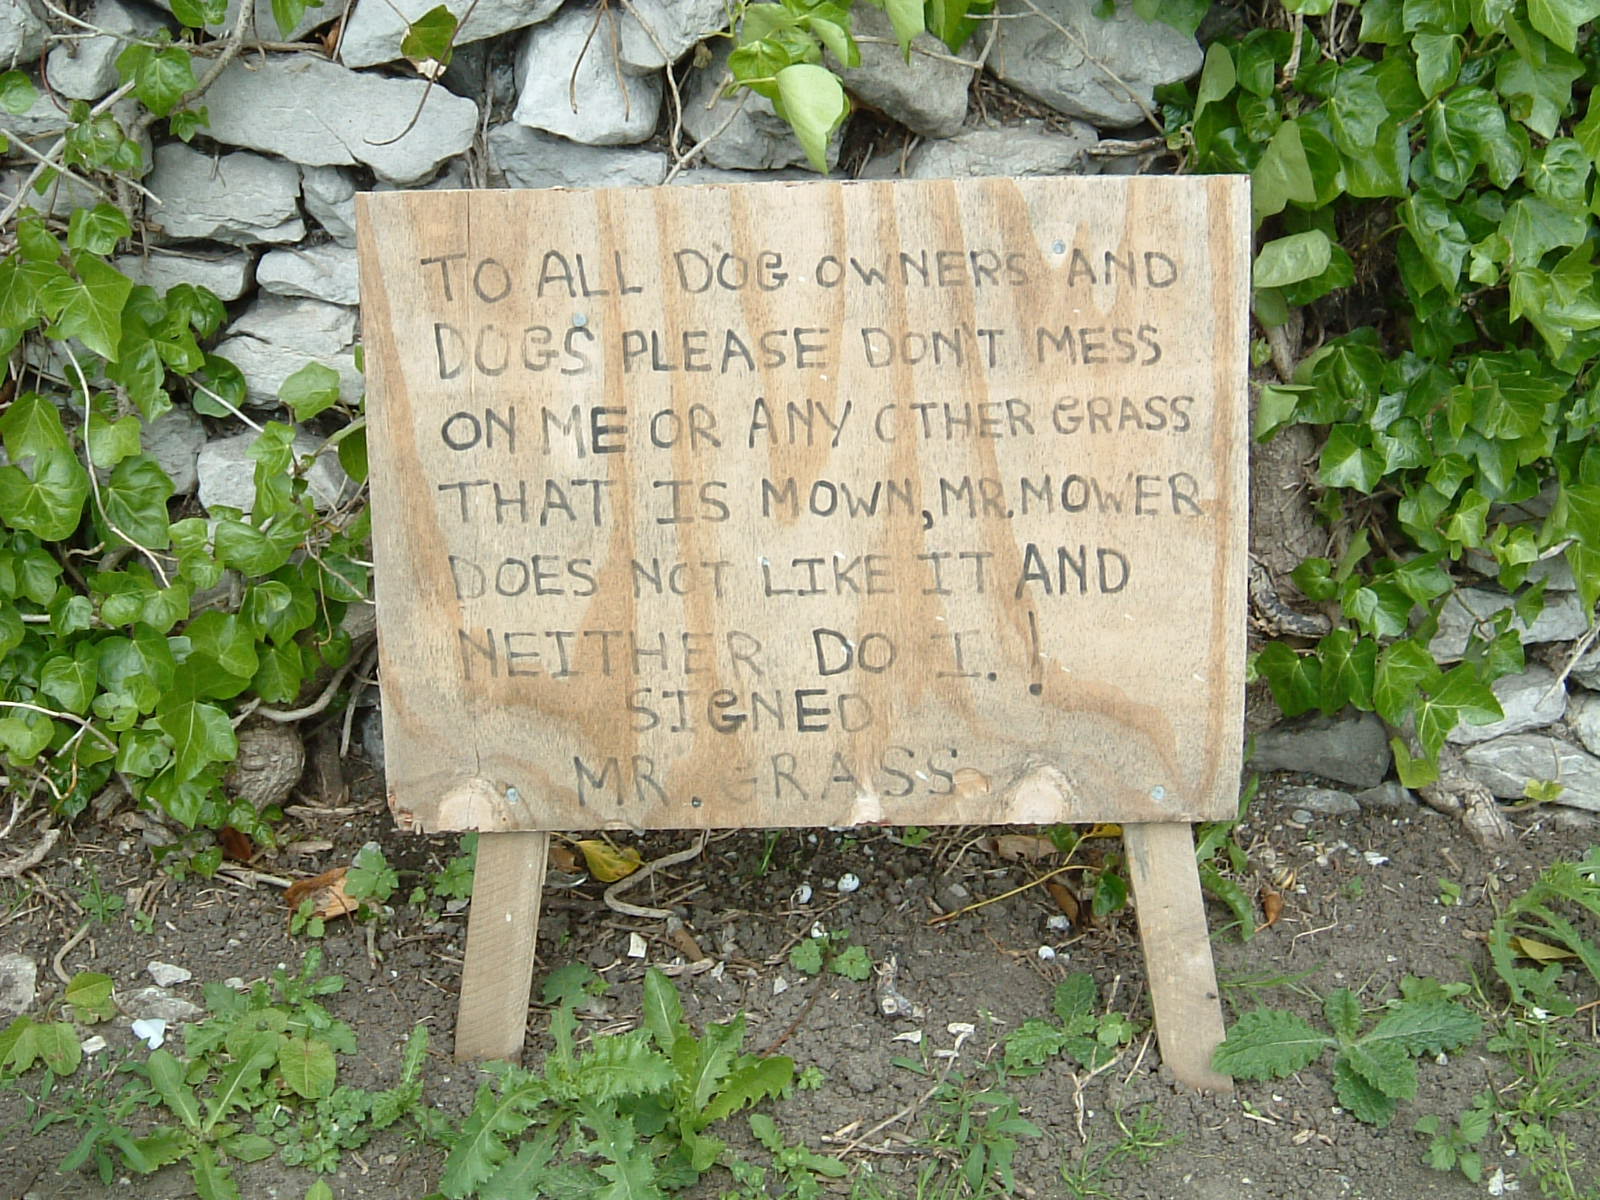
[{"xmin": 356, "ymin": 176, "xmax": 1249, "ymax": 832}]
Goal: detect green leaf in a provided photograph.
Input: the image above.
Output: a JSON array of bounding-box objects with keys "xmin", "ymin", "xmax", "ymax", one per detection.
[
  {"xmin": 1251, "ymin": 120, "xmax": 1317, "ymax": 223},
  {"xmin": 642, "ymin": 968, "xmax": 687, "ymax": 1054},
  {"xmin": 1392, "ymin": 737, "xmax": 1441, "ymax": 788},
  {"xmin": 0, "ymin": 450, "xmax": 91, "ymax": 541},
  {"xmin": 1194, "ymin": 42, "xmax": 1235, "ymax": 118},
  {"xmin": 0, "ymin": 391, "xmax": 71, "ymax": 461},
  {"xmin": 1413, "ymin": 31, "xmax": 1461, "ymax": 98},
  {"xmin": 1526, "ymin": 0, "xmax": 1600, "ymax": 51},
  {"xmin": 1365, "ymin": 996, "xmax": 1482, "ymax": 1055},
  {"xmin": 1402, "ymin": 191, "xmax": 1469, "ymax": 294},
  {"xmin": 101, "ymin": 456, "xmax": 175, "ymax": 550},
  {"xmin": 1319, "ymin": 424, "xmax": 1384, "ymax": 492},
  {"xmin": 772, "ymin": 64, "xmax": 846, "ymax": 173},
  {"xmin": 1332, "ymin": 1052, "xmax": 1399, "ymax": 1124},
  {"xmin": 1212, "ymin": 1009, "xmax": 1331, "ymax": 1079},
  {"xmin": 1496, "ymin": 25, "xmax": 1582, "ymax": 139},
  {"xmin": 0, "ymin": 70, "xmax": 39, "ymax": 114},
  {"xmin": 146, "ymin": 1048, "xmax": 202, "ymax": 1129},
  {"xmin": 1374, "ymin": 638, "xmax": 1443, "ymax": 724},
  {"xmin": 157, "ymin": 700, "xmax": 236, "ymax": 780},
  {"xmin": 32, "ymin": 1022, "xmax": 82, "ymax": 1076},
  {"xmin": 55, "ymin": 253, "xmax": 132, "ymax": 361},
  {"xmin": 170, "ymin": 0, "xmax": 228, "ymax": 25},
  {"xmin": 68, "ymin": 203, "xmax": 133, "ymax": 256},
  {"xmin": 1323, "ymin": 987, "xmax": 1362, "ymax": 1041},
  {"xmin": 269, "ymin": 0, "xmax": 320, "ymax": 36},
  {"xmin": 788, "ymin": 937, "xmax": 824, "ymax": 975},
  {"xmin": 1327, "ymin": 63, "xmax": 1388, "ymax": 156},
  {"xmin": 479, "ymin": 1130, "xmax": 560, "ymax": 1200},
  {"xmin": 87, "ymin": 412, "xmax": 143, "ymax": 468},
  {"xmin": 401, "ymin": 4, "xmax": 458, "ymax": 68},
  {"xmin": 1198, "ymin": 861, "xmax": 1255, "ymax": 940},
  {"xmin": 698, "ymin": 1055, "xmax": 793, "ymax": 1123},
  {"xmin": 883, "ymin": 0, "xmax": 923, "ymax": 54},
  {"xmin": 1254, "ymin": 230, "xmax": 1332, "ymax": 288},
  {"xmin": 1319, "ymin": 629, "xmax": 1376, "ymax": 710},
  {"xmin": 190, "ymin": 1142, "xmax": 242, "ymax": 1200},
  {"xmin": 40, "ymin": 653, "xmax": 96, "ymax": 714},
  {"xmin": 1254, "ymin": 641, "xmax": 1322, "ymax": 716},
  {"xmin": 278, "ymin": 1035, "xmax": 336, "ymax": 1099},
  {"xmin": 1004, "ymin": 1019, "xmax": 1070, "ymax": 1070},
  {"xmin": 1416, "ymin": 664, "xmax": 1503, "ymax": 755},
  {"xmin": 279, "ymin": 361, "xmax": 342, "ymax": 422}
]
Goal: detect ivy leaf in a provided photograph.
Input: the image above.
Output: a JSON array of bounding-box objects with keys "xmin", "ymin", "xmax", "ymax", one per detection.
[
  {"xmin": 269, "ymin": 0, "xmax": 322, "ymax": 37},
  {"xmin": 1525, "ymin": 0, "xmax": 1600, "ymax": 52},
  {"xmin": 773, "ymin": 64, "xmax": 846, "ymax": 173},
  {"xmin": 1496, "ymin": 24, "xmax": 1582, "ymax": 139},
  {"xmin": 55, "ymin": 253, "xmax": 133, "ymax": 361},
  {"xmin": 87, "ymin": 412, "xmax": 143, "ymax": 468},
  {"xmin": 170, "ymin": 0, "xmax": 228, "ymax": 25},
  {"xmin": 400, "ymin": 5, "xmax": 458, "ymax": 71},
  {"xmin": 1402, "ymin": 191, "xmax": 1469, "ymax": 294},
  {"xmin": 1318, "ymin": 629, "xmax": 1376, "ymax": 710},
  {"xmin": 158, "ymin": 700, "xmax": 237, "ymax": 780},
  {"xmin": 1327, "ymin": 63, "xmax": 1388, "ymax": 155},
  {"xmin": 1254, "ymin": 641, "xmax": 1322, "ymax": 716},
  {"xmin": 1374, "ymin": 638, "xmax": 1442, "ymax": 724},
  {"xmin": 279, "ymin": 362, "xmax": 341, "ymax": 422},
  {"xmin": 1319, "ymin": 425, "xmax": 1384, "ymax": 492},
  {"xmin": 0, "ymin": 450, "xmax": 90, "ymax": 541},
  {"xmin": 101, "ymin": 456, "xmax": 175, "ymax": 550},
  {"xmin": 1194, "ymin": 43, "xmax": 1235, "ymax": 118},
  {"xmin": 67, "ymin": 203, "xmax": 133, "ymax": 256},
  {"xmin": 1251, "ymin": 120, "xmax": 1316, "ymax": 222},
  {"xmin": 0, "ymin": 392, "xmax": 71, "ymax": 462},
  {"xmin": 1212, "ymin": 1009, "xmax": 1330, "ymax": 1079},
  {"xmin": 883, "ymin": 0, "xmax": 923, "ymax": 55},
  {"xmin": 1254, "ymin": 230, "xmax": 1331, "ymax": 288},
  {"xmin": 1416, "ymin": 664, "xmax": 1503, "ymax": 754},
  {"xmin": 116, "ymin": 41, "xmax": 196, "ymax": 118},
  {"xmin": 1391, "ymin": 736, "xmax": 1441, "ymax": 788},
  {"xmin": 0, "ymin": 69, "xmax": 39, "ymax": 114},
  {"xmin": 1412, "ymin": 30, "xmax": 1461, "ymax": 98},
  {"xmin": 40, "ymin": 653, "xmax": 96, "ymax": 714}
]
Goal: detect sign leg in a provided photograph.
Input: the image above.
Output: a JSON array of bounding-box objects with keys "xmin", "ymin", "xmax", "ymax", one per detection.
[
  {"xmin": 455, "ymin": 830, "xmax": 550, "ymax": 1063},
  {"xmin": 1123, "ymin": 822, "xmax": 1233, "ymax": 1092}
]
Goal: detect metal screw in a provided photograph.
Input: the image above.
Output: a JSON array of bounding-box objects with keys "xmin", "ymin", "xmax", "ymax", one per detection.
[
  {"xmin": 572, "ymin": 312, "xmax": 588, "ymax": 327},
  {"xmin": 506, "ymin": 786, "xmax": 523, "ymax": 805},
  {"xmin": 1051, "ymin": 240, "xmax": 1066, "ymax": 254},
  {"xmin": 1150, "ymin": 785, "xmax": 1166, "ymax": 801}
]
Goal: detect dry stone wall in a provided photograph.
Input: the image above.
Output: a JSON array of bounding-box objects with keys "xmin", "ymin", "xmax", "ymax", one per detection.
[{"xmin": 6, "ymin": 0, "xmax": 1599, "ymax": 819}]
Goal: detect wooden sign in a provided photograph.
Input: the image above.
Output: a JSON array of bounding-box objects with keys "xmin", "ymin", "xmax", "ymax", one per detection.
[{"xmin": 356, "ymin": 176, "xmax": 1249, "ymax": 834}]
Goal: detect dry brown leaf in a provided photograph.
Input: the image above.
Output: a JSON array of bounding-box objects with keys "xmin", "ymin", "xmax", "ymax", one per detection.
[
  {"xmin": 217, "ymin": 826, "xmax": 253, "ymax": 862},
  {"xmin": 574, "ymin": 838, "xmax": 643, "ymax": 882},
  {"xmin": 984, "ymin": 834, "xmax": 1056, "ymax": 862},
  {"xmin": 666, "ymin": 924, "xmax": 707, "ymax": 961},
  {"xmin": 1045, "ymin": 879, "xmax": 1080, "ymax": 924},
  {"xmin": 1260, "ymin": 889, "xmax": 1284, "ymax": 929},
  {"xmin": 283, "ymin": 867, "xmax": 359, "ymax": 922},
  {"xmin": 548, "ymin": 842, "xmax": 580, "ymax": 873}
]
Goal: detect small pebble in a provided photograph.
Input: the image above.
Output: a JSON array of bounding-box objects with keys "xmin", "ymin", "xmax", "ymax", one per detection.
[
  {"xmin": 836, "ymin": 873, "xmax": 861, "ymax": 894},
  {"xmin": 1291, "ymin": 808, "xmax": 1315, "ymax": 824},
  {"xmin": 80, "ymin": 1035, "xmax": 107, "ymax": 1055},
  {"xmin": 1046, "ymin": 914, "xmax": 1072, "ymax": 931},
  {"xmin": 146, "ymin": 961, "xmax": 192, "ymax": 988},
  {"xmin": 1036, "ymin": 946, "xmax": 1057, "ymax": 961}
]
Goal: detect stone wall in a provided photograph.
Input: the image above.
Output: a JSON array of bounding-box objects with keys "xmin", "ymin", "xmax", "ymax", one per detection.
[{"xmin": 7, "ymin": 0, "xmax": 1600, "ymax": 819}]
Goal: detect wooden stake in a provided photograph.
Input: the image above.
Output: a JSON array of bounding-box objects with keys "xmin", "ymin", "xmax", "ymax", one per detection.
[
  {"xmin": 1123, "ymin": 822, "xmax": 1233, "ymax": 1092},
  {"xmin": 454, "ymin": 830, "xmax": 549, "ymax": 1062}
]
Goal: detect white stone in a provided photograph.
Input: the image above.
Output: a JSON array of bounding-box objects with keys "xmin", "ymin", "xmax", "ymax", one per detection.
[
  {"xmin": 906, "ymin": 119, "xmax": 1099, "ymax": 178},
  {"xmin": 0, "ymin": 953, "xmax": 37, "ymax": 1018},
  {"xmin": 1429, "ymin": 588, "xmax": 1591, "ymax": 661},
  {"xmin": 488, "ymin": 123, "xmax": 667, "ymax": 188},
  {"xmin": 0, "ymin": 0, "xmax": 49, "ymax": 67},
  {"xmin": 114, "ymin": 249, "xmax": 255, "ymax": 301},
  {"xmin": 991, "ymin": 0, "xmax": 1201, "ymax": 128},
  {"xmin": 513, "ymin": 7, "xmax": 662, "ymax": 146},
  {"xmin": 680, "ymin": 41, "xmax": 831, "ymax": 170},
  {"xmin": 48, "ymin": 0, "xmax": 172, "ymax": 100},
  {"xmin": 1461, "ymin": 733, "xmax": 1600, "ymax": 811},
  {"xmin": 1278, "ymin": 784, "xmax": 1359, "ymax": 816},
  {"xmin": 202, "ymin": 53, "xmax": 478, "ymax": 184},
  {"xmin": 258, "ymin": 243, "xmax": 360, "ymax": 306},
  {"xmin": 1446, "ymin": 665, "xmax": 1567, "ymax": 745},
  {"xmin": 212, "ymin": 296, "xmax": 361, "ymax": 409},
  {"xmin": 300, "ymin": 165, "xmax": 358, "ymax": 246},
  {"xmin": 143, "ymin": 405, "xmax": 206, "ymax": 496},
  {"xmin": 145, "ymin": 143, "xmax": 304, "ymax": 245},
  {"xmin": 834, "ymin": 3, "xmax": 974, "ymax": 138},
  {"xmin": 147, "ymin": 0, "xmax": 346, "ymax": 42},
  {"xmin": 340, "ymin": 0, "xmax": 560, "ymax": 68},
  {"xmin": 197, "ymin": 428, "xmax": 354, "ymax": 515},
  {"xmin": 146, "ymin": 961, "xmax": 192, "ymax": 987},
  {"xmin": 616, "ymin": 0, "xmax": 728, "ymax": 71},
  {"xmin": 123, "ymin": 986, "xmax": 204, "ymax": 1023}
]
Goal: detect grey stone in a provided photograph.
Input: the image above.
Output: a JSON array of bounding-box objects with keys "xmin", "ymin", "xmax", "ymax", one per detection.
[
  {"xmin": 488, "ymin": 123, "xmax": 667, "ymax": 188},
  {"xmin": 0, "ymin": 168, "xmax": 104, "ymax": 220},
  {"xmin": 1278, "ymin": 784, "xmax": 1359, "ymax": 816},
  {"xmin": 1429, "ymin": 588, "xmax": 1591, "ymax": 661},
  {"xmin": 1571, "ymin": 646, "xmax": 1600, "ymax": 690},
  {"xmin": 1461, "ymin": 733, "xmax": 1600, "ymax": 812},
  {"xmin": 145, "ymin": 143, "xmax": 304, "ymax": 246},
  {"xmin": 0, "ymin": 88, "xmax": 72, "ymax": 140},
  {"xmin": 617, "ymin": 0, "xmax": 730, "ymax": 71},
  {"xmin": 339, "ymin": 0, "xmax": 559, "ymax": 68},
  {"xmin": 513, "ymin": 6, "xmax": 662, "ymax": 145},
  {"xmin": 212, "ymin": 296, "xmax": 361, "ymax": 409},
  {"xmin": 1290, "ymin": 808, "xmax": 1315, "ymax": 824},
  {"xmin": 197, "ymin": 429, "xmax": 354, "ymax": 515},
  {"xmin": 148, "ymin": 0, "xmax": 346, "ymax": 42},
  {"xmin": 669, "ymin": 166, "xmax": 815, "ymax": 185},
  {"xmin": 358, "ymin": 705, "xmax": 384, "ymax": 766},
  {"xmin": 680, "ymin": 40, "xmax": 832, "ymax": 170},
  {"xmin": 991, "ymin": 0, "xmax": 1201, "ymax": 128},
  {"xmin": 906, "ymin": 119, "xmax": 1098, "ymax": 178},
  {"xmin": 47, "ymin": 0, "xmax": 171, "ymax": 100},
  {"xmin": 145, "ymin": 961, "xmax": 192, "ymax": 987},
  {"xmin": 1, "ymin": 0, "xmax": 48, "ymax": 67},
  {"xmin": 1446, "ymin": 664, "xmax": 1567, "ymax": 745},
  {"xmin": 0, "ymin": 953, "xmax": 37, "ymax": 1018},
  {"xmin": 1465, "ymin": 548, "xmax": 1575, "ymax": 591},
  {"xmin": 1250, "ymin": 711, "xmax": 1391, "ymax": 789},
  {"xmin": 142, "ymin": 405, "xmax": 206, "ymax": 496},
  {"xmin": 114, "ymin": 249, "xmax": 255, "ymax": 301},
  {"xmin": 202, "ymin": 53, "xmax": 478, "ymax": 184},
  {"xmin": 121, "ymin": 985, "xmax": 204, "ymax": 1023},
  {"xmin": 1567, "ymin": 690, "xmax": 1600, "ymax": 756},
  {"xmin": 258, "ymin": 243, "xmax": 360, "ymax": 306},
  {"xmin": 300, "ymin": 165, "xmax": 358, "ymax": 246},
  {"xmin": 834, "ymin": 3, "xmax": 973, "ymax": 138},
  {"xmin": 1355, "ymin": 781, "xmax": 1420, "ymax": 812}
]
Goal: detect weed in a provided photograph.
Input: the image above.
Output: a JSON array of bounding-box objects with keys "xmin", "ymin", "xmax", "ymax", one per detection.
[
  {"xmin": 435, "ymin": 968, "xmax": 793, "ymax": 1198},
  {"xmin": 1196, "ymin": 776, "xmax": 1258, "ymax": 940},
  {"xmin": 76, "ymin": 867, "xmax": 124, "ymax": 925},
  {"xmin": 1486, "ymin": 1016, "xmax": 1599, "ymax": 1200},
  {"xmin": 789, "ymin": 927, "xmax": 873, "ymax": 981},
  {"xmin": 1003, "ymin": 973, "xmax": 1137, "ymax": 1076},
  {"xmin": 1214, "ymin": 976, "xmax": 1481, "ymax": 1126},
  {"xmin": 1488, "ymin": 845, "xmax": 1600, "ymax": 1016},
  {"xmin": 732, "ymin": 1113, "xmax": 850, "ymax": 1198},
  {"xmin": 1058, "ymin": 1106, "xmax": 1182, "ymax": 1199},
  {"xmin": 1416, "ymin": 1091, "xmax": 1493, "ymax": 1183}
]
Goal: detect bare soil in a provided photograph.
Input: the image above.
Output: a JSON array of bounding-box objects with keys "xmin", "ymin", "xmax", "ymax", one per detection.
[{"xmin": 3, "ymin": 756, "xmax": 1599, "ymax": 1200}]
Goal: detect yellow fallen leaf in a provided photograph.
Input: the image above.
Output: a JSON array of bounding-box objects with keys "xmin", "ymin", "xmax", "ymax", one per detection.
[
  {"xmin": 1083, "ymin": 823, "xmax": 1123, "ymax": 840},
  {"xmin": 575, "ymin": 838, "xmax": 643, "ymax": 883},
  {"xmin": 1510, "ymin": 935, "xmax": 1577, "ymax": 964}
]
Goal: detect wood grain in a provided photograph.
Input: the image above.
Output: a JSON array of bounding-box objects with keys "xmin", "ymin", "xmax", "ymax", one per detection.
[
  {"xmin": 356, "ymin": 177, "xmax": 1249, "ymax": 832},
  {"xmin": 453, "ymin": 830, "xmax": 549, "ymax": 1062}
]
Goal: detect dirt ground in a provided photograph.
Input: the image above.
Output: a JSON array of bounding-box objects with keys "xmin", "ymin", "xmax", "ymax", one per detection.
[{"xmin": 3, "ymin": 754, "xmax": 1599, "ymax": 1200}]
